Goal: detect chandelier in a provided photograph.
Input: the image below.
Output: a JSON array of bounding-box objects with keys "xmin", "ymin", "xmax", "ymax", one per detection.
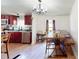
[{"xmin": 33, "ymin": 0, "xmax": 47, "ymax": 14}]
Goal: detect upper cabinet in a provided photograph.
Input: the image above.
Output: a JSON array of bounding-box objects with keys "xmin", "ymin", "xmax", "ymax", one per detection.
[
  {"xmin": 1, "ymin": 15, "xmax": 32, "ymax": 25},
  {"xmin": 1, "ymin": 15, "xmax": 5, "ymax": 19},
  {"xmin": 1, "ymin": 15, "xmax": 17, "ymax": 25},
  {"xmin": 10, "ymin": 15, "xmax": 17, "ymax": 24},
  {"xmin": 24, "ymin": 15, "xmax": 32, "ymax": 25}
]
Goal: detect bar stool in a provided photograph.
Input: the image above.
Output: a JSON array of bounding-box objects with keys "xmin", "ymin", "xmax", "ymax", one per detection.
[{"xmin": 1, "ymin": 32, "xmax": 11, "ymax": 59}]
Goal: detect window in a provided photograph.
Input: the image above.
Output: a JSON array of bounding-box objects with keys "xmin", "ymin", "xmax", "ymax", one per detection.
[
  {"xmin": 48, "ymin": 20, "xmax": 53, "ymax": 37},
  {"xmin": 48, "ymin": 20, "xmax": 53, "ymax": 31}
]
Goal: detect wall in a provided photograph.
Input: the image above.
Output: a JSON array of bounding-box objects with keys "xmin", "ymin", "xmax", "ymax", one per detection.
[
  {"xmin": 70, "ymin": 0, "xmax": 78, "ymax": 59},
  {"xmin": 36, "ymin": 15, "xmax": 70, "ymax": 32},
  {"xmin": 32, "ymin": 14, "xmax": 37, "ymax": 44},
  {"xmin": 33, "ymin": 14, "xmax": 70, "ymax": 32},
  {"xmin": 32, "ymin": 14, "xmax": 70, "ymax": 44}
]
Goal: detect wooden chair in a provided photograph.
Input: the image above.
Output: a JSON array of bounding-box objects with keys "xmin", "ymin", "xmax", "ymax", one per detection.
[
  {"xmin": 45, "ymin": 34, "xmax": 66, "ymax": 58},
  {"xmin": 45, "ymin": 38, "xmax": 55, "ymax": 57},
  {"xmin": 53, "ymin": 38, "xmax": 66, "ymax": 56},
  {"xmin": 36, "ymin": 33, "xmax": 46, "ymax": 43},
  {"xmin": 1, "ymin": 32, "xmax": 11, "ymax": 59}
]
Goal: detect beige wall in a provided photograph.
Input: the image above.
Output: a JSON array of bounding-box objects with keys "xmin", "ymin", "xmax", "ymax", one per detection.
[
  {"xmin": 70, "ymin": 0, "xmax": 78, "ymax": 58},
  {"xmin": 35, "ymin": 15, "xmax": 70, "ymax": 32}
]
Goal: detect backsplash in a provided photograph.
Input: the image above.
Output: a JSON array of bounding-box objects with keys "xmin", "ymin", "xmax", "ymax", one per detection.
[{"xmin": 1, "ymin": 25, "xmax": 32, "ymax": 31}]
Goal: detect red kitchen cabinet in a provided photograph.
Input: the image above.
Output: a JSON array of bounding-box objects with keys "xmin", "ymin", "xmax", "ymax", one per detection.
[
  {"xmin": 1, "ymin": 15, "xmax": 5, "ymax": 19},
  {"xmin": 5, "ymin": 15, "xmax": 10, "ymax": 19},
  {"xmin": 10, "ymin": 32, "xmax": 22, "ymax": 43},
  {"xmin": 1, "ymin": 15, "xmax": 17, "ymax": 25},
  {"xmin": 24, "ymin": 15, "xmax": 32, "ymax": 25},
  {"xmin": 9, "ymin": 15, "xmax": 17, "ymax": 24},
  {"xmin": 9, "ymin": 32, "xmax": 32, "ymax": 43}
]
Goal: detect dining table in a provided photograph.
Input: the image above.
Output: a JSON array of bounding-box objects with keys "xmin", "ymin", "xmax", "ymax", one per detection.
[{"xmin": 43, "ymin": 32, "xmax": 75, "ymax": 58}]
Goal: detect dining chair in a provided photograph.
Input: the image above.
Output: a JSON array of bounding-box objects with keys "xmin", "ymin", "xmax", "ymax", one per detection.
[
  {"xmin": 45, "ymin": 34, "xmax": 66, "ymax": 58},
  {"xmin": 36, "ymin": 33, "xmax": 46, "ymax": 43},
  {"xmin": 45, "ymin": 38, "xmax": 55, "ymax": 57},
  {"xmin": 54, "ymin": 38, "xmax": 66, "ymax": 56}
]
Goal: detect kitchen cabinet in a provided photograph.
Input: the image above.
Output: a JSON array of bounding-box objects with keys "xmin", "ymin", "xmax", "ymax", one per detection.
[
  {"xmin": 1, "ymin": 15, "xmax": 17, "ymax": 25},
  {"xmin": 1, "ymin": 15, "xmax": 5, "ymax": 19},
  {"xmin": 24, "ymin": 15, "xmax": 32, "ymax": 25},
  {"xmin": 10, "ymin": 32, "xmax": 22, "ymax": 43},
  {"xmin": 9, "ymin": 15, "xmax": 17, "ymax": 24},
  {"xmin": 9, "ymin": 32, "xmax": 32, "ymax": 44}
]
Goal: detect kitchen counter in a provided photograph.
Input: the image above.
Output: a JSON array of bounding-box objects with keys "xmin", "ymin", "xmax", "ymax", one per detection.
[
  {"xmin": 1, "ymin": 25, "xmax": 32, "ymax": 32},
  {"xmin": 1, "ymin": 31, "xmax": 32, "ymax": 44},
  {"xmin": 1, "ymin": 30, "xmax": 32, "ymax": 32}
]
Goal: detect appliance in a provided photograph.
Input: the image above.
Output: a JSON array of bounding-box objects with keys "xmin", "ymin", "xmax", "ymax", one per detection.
[
  {"xmin": 33, "ymin": 0, "xmax": 47, "ymax": 14},
  {"xmin": 22, "ymin": 32, "xmax": 30, "ymax": 44},
  {"xmin": 1, "ymin": 19, "xmax": 8, "ymax": 25}
]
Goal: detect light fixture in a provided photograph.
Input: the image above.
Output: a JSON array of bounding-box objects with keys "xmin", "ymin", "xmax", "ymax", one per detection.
[{"xmin": 33, "ymin": 0, "xmax": 47, "ymax": 14}]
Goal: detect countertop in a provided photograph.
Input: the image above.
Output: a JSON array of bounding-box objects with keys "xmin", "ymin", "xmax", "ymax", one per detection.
[
  {"xmin": 1, "ymin": 25, "xmax": 32, "ymax": 32},
  {"xmin": 1, "ymin": 30, "xmax": 32, "ymax": 32}
]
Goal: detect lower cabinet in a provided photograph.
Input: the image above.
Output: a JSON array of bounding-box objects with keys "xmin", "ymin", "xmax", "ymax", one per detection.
[
  {"xmin": 9, "ymin": 32, "xmax": 32, "ymax": 44},
  {"xmin": 10, "ymin": 32, "xmax": 22, "ymax": 43}
]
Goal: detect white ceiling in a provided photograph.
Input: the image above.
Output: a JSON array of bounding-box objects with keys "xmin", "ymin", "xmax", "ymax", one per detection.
[{"xmin": 1, "ymin": 0, "xmax": 75, "ymax": 15}]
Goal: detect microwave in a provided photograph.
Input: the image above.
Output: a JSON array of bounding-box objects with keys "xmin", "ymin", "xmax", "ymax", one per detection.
[{"xmin": 1, "ymin": 19, "xmax": 8, "ymax": 25}]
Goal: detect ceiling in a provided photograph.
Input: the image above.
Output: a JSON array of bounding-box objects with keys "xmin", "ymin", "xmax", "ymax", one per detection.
[{"xmin": 1, "ymin": 0, "xmax": 75, "ymax": 15}]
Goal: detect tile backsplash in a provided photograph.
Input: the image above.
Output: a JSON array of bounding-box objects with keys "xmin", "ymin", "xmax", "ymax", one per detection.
[{"xmin": 1, "ymin": 25, "xmax": 32, "ymax": 31}]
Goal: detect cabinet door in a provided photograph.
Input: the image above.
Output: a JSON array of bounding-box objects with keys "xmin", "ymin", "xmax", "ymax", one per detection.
[
  {"xmin": 9, "ymin": 15, "xmax": 17, "ymax": 25},
  {"xmin": 14, "ymin": 32, "xmax": 22, "ymax": 43},
  {"xmin": 13, "ymin": 16, "xmax": 17, "ymax": 24},
  {"xmin": 9, "ymin": 15, "xmax": 14, "ymax": 24},
  {"xmin": 5, "ymin": 15, "xmax": 10, "ymax": 24},
  {"xmin": 9, "ymin": 15, "xmax": 13, "ymax": 24},
  {"xmin": 10, "ymin": 32, "xmax": 15, "ymax": 43},
  {"xmin": 1, "ymin": 15, "xmax": 5, "ymax": 19},
  {"xmin": 10, "ymin": 32, "xmax": 22, "ymax": 43},
  {"xmin": 5, "ymin": 15, "xmax": 9, "ymax": 19},
  {"xmin": 25, "ymin": 15, "xmax": 32, "ymax": 25}
]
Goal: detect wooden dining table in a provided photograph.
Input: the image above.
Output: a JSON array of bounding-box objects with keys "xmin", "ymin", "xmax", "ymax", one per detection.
[
  {"xmin": 43, "ymin": 33, "xmax": 75, "ymax": 45},
  {"xmin": 43, "ymin": 33, "xmax": 75, "ymax": 58}
]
